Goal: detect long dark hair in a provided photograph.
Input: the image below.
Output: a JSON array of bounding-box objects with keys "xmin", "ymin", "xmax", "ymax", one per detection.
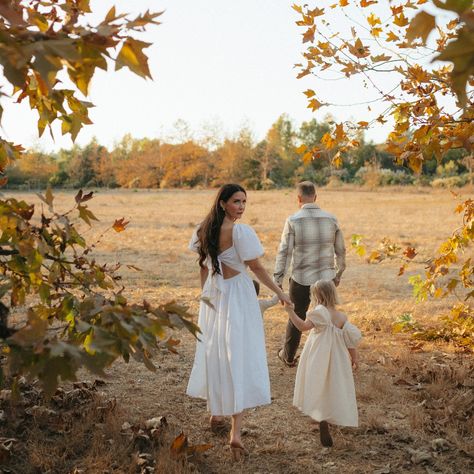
[{"xmin": 197, "ymin": 184, "xmax": 246, "ymax": 275}]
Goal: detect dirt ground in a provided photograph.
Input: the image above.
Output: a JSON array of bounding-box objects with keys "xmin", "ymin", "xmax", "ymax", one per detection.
[{"xmin": 7, "ymin": 187, "xmax": 474, "ymax": 473}]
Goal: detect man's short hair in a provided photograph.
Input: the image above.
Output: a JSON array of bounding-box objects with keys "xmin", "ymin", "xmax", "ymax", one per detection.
[{"xmin": 296, "ymin": 181, "xmax": 316, "ymax": 197}]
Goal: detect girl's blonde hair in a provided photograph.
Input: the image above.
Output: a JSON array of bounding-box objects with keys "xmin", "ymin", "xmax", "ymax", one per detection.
[{"xmin": 311, "ymin": 279, "xmax": 339, "ymax": 307}]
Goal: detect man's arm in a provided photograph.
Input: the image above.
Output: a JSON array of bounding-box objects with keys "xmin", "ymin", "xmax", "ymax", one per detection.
[
  {"xmin": 273, "ymin": 218, "xmax": 294, "ymax": 287},
  {"xmin": 333, "ymin": 224, "xmax": 346, "ymax": 286}
]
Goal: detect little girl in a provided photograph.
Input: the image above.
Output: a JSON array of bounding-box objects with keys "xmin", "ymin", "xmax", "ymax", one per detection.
[{"xmin": 284, "ymin": 279, "xmax": 362, "ymax": 447}]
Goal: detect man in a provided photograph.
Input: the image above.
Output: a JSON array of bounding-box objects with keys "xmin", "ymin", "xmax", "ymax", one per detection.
[{"xmin": 274, "ymin": 181, "xmax": 346, "ymax": 367}]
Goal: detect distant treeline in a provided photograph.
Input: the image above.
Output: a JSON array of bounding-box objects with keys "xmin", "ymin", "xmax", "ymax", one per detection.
[{"xmin": 7, "ymin": 115, "xmax": 472, "ymax": 189}]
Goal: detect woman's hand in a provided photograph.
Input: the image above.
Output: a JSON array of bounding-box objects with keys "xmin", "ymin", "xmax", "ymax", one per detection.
[{"xmin": 277, "ymin": 291, "xmax": 292, "ymax": 306}]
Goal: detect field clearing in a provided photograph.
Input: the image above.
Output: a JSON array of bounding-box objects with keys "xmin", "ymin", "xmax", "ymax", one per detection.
[{"xmin": 7, "ymin": 187, "xmax": 474, "ymax": 473}]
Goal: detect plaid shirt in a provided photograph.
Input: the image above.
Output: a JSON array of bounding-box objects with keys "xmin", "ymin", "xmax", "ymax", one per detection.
[{"xmin": 273, "ymin": 203, "xmax": 346, "ymax": 287}]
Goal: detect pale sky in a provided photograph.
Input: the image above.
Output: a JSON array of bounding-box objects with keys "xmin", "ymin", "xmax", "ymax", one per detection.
[{"xmin": 2, "ymin": 0, "xmax": 443, "ymax": 151}]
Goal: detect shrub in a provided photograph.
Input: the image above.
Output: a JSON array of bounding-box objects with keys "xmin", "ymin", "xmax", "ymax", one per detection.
[{"xmin": 431, "ymin": 175, "xmax": 469, "ymax": 188}]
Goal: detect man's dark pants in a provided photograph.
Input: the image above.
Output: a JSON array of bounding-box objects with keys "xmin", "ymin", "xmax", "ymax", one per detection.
[{"xmin": 282, "ymin": 278, "xmax": 311, "ymax": 363}]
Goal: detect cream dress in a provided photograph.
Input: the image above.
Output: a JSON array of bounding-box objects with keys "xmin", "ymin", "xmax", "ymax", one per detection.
[
  {"xmin": 293, "ymin": 304, "xmax": 362, "ymax": 427},
  {"xmin": 187, "ymin": 223, "xmax": 271, "ymax": 416}
]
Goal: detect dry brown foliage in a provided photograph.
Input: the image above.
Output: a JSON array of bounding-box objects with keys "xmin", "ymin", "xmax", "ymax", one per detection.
[{"xmin": 3, "ymin": 187, "xmax": 474, "ymax": 473}]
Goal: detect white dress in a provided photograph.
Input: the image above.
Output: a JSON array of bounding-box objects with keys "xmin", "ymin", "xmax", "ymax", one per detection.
[
  {"xmin": 293, "ymin": 304, "xmax": 362, "ymax": 427},
  {"xmin": 187, "ymin": 223, "xmax": 271, "ymax": 416}
]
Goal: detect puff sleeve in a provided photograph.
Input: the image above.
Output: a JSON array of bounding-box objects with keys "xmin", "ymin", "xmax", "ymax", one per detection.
[
  {"xmin": 343, "ymin": 322, "xmax": 362, "ymax": 349},
  {"xmin": 306, "ymin": 305, "xmax": 330, "ymax": 333},
  {"xmin": 188, "ymin": 227, "xmax": 200, "ymax": 253},
  {"xmin": 233, "ymin": 224, "xmax": 264, "ymax": 262}
]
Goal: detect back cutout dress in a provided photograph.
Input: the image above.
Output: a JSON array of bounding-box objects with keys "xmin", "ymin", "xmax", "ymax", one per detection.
[{"xmin": 187, "ymin": 223, "xmax": 271, "ymax": 416}]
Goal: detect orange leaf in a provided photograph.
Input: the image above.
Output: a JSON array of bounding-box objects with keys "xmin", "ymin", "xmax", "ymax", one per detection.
[
  {"xmin": 360, "ymin": 0, "xmax": 377, "ymax": 6},
  {"xmin": 403, "ymin": 247, "xmax": 417, "ymax": 259},
  {"xmin": 170, "ymin": 433, "xmax": 188, "ymax": 456},
  {"xmin": 113, "ymin": 218, "xmax": 130, "ymax": 232},
  {"xmin": 302, "ymin": 25, "xmax": 316, "ymax": 43},
  {"xmin": 321, "ymin": 132, "xmax": 336, "ymax": 150},
  {"xmin": 295, "ymin": 144, "xmax": 307, "ymax": 154}
]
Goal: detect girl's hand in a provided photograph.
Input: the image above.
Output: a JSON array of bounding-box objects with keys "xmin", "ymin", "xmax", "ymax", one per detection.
[
  {"xmin": 278, "ymin": 291, "xmax": 292, "ymax": 306},
  {"xmin": 351, "ymin": 357, "xmax": 359, "ymax": 371}
]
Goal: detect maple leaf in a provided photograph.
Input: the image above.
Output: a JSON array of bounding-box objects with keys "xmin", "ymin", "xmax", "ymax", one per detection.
[
  {"xmin": 360, "ymin": 0, "xmax": 377, "ymax": 6},
  {"xmin": 406, "ymin": 11, "xmax": 436, "ymax": 44},
  {"xmin": 434, "ymin": 25, "xmax": 474, "ymax": 106},
  {"xmin": 303, "ymin": 25, "xmax": 316, "ymax": 43},
  {"xmin": 349, "ymin": 38, "xmax": 370, "ymax": 58},
  {"xmin": 371, "ymin": 27, "xmax": 383, "ymax": 37},
  {"xmin": 367, "ymin": 13, "xmax": 381, "ymax": 26},
  {"xmin": 321, "ymin": 132, "xmax": 337, "ymax": 149},
  {"xmin": 113, "ymin": 218, "xmax": 130, "ymax": 232},
  {"xmin": 404, "ymin": 247, "xmax": 417, "ymax": 259},
  {"xmin": 394, "ymin": 13, "xmax": 409, "ymax": 27},
  {"xmin": 371, "ymin": 53, "xmax": 392, "ymax": 62},
  {"xmin": 387, "ymin": 31, "xmax": 400, "ymax": 42},
  {"xmin": 115, "ymin": 38, "xmax": 153, "ymax": 79},
  {"xmin": 308, "ymin": 98, "xmax": 323, "ymax": 111}
]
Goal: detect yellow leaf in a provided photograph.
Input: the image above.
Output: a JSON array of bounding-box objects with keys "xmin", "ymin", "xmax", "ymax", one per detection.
[
  {"xmin": 394, "ymin": 13, "xmax": 409, "ymax": 27},
  {"xmin": 292, "ymin": 4, "xmax": 303, "ymax": 13},
  {"xmin": 308, "ymin": 98, "xmax": 323, "ymax": 111},
  {"xmin": 367, "ymin": 13, "xmax": 381, "ymax": 27},
  {"xmin": 332, "ymin": 151, "xmax": 343, "ymax": 168},
  {"xmin": 387, "ymin": 31, "xmax": 400, "ymax": 42},
  {"xmin": 358, "ymin": 121, "xmax": 369, "ymax": 127},
  {"xmin": 115, "ymin": 38, "xmax": 152, "ymax": 79},
  {"xmin": 295, "ymin": 144, "xmax": 307, "ymax": 154},
  {"xmin": 371, "ymin": 53, "xmax": 392, "ymax": 62},
  {"xmin": 340, "ymin": 0, "xmax": 349, "ymax": 5},
  {"xmin": 309, "ymin": 7, "xmax": 325, "ymax": 17},
  {"xmin": 302, "ymin": 151, "xmax": 313, "ymax": 164},
  {"xmin": 303, "ymin": 89, "xmax": 316, "ymax": 98},
  {"xmin": 105, "ymin": 6, "xmax": 116, "ymax": 23},
  {"xmin": 371, "ymin": 27, "xmax": 383, "ymax": 37},
  {"xmin": 321, "ymin": 132, "xmax": 337, "ymax": 150},
  {"xmin": 360, "ymin": 0, "xmax": 377, "ymax": 6}
]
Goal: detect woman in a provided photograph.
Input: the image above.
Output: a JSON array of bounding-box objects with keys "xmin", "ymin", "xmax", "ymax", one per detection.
[{"xmin": 187, "ymin": 183, "xmax": 291, "ymax": 460}]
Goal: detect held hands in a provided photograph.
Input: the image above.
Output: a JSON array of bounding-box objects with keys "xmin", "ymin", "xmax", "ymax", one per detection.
[
  {"xmin": 283, "ymin": 300, "xmax": 295, "ymax": 312},
  {"xmin": 277, "ymin": 291, "xmax": 292, "ymax": 306}
]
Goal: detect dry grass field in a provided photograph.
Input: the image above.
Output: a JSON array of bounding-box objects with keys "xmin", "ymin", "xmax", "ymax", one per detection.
[{"xmin": 5, "ymin": 187, "xmax": 474, "ymax": 473}]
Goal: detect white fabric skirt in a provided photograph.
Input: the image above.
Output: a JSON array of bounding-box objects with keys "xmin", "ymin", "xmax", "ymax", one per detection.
[
  {"xmin": 293, "ymin": 328, "xmax": 358, "ymax": 427},
  {"xmin": 187, "ymin": 272, "xmax": 271, "ymax": 416}
]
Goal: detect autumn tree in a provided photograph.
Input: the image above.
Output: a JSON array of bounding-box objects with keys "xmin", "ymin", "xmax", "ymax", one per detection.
[
  {"xmin": 0, "ymin": 1, "xmax": 198, "ymax": 394},
  {"xmin": 6, "ymin": 149, "xmax": 58, "ymax": 188},
  {"xmin": 294, "ymin": 0, "xmax": 473, "ymax": 347}
]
